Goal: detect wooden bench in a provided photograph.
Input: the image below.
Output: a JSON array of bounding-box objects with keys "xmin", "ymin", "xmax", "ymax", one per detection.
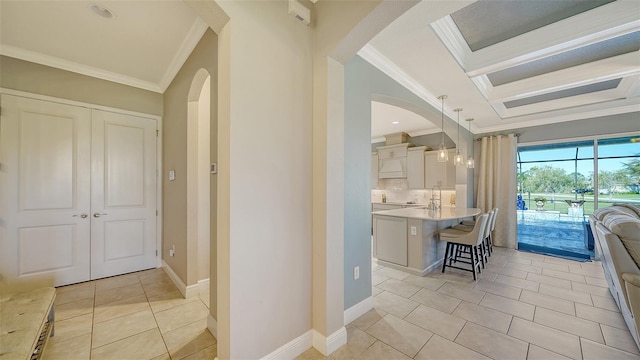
[{"xmin": 0, "ymin": 287, "xmax": 56, "ymax": 360}]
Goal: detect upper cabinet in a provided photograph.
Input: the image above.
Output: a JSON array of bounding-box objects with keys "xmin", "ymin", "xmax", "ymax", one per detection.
[
  {"xmin": 377, "ymin": 143, "xmax": 412, "ymax": 179},
  {"xmin": 371, "ymin": 152, "xmax": 379, "ymax": 189},
  {"xmin": 424, "ymin": 150, "xmax": 456, "ymax": 189},
  {"xmin": 407, "ymin": 146, "xmax": 427, "ymax": 189}
]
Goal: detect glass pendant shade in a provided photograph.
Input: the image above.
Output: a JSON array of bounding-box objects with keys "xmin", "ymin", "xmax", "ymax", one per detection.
[
  {"xmin": 437, "ymin": 95, "xmax": 448, "ymax": 163},
  {"xmin": 437, "ymin": 144, "xmax": 449, "ymax": 162},
  {"xmin": 454, "ymin": 150, "xmax": 464, "ymax": 166},
  {"xmin": 466, "ymin": 157, "xmax": 475, "ymax": 169},
  {"xmin": 465, "ymin": 118, "xmax": 475, "ymax": 169}
]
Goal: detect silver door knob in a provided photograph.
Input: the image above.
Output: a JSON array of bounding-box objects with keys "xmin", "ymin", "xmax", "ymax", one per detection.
[
  {"xmin": 93, "ymin": 213, "xmax": 108, "ymax": 218},
  {"xmin": 73, "ymin": 213, "xmax": 88, "ymax": 218}
]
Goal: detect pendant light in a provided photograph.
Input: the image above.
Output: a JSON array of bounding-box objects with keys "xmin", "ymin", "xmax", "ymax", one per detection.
[
  {"xmin": 437, "ymin": 95, "xmax": 448, "ymax": 162},
  {"xmin": 453, "ymin": 108, "xmax": 464, "ymax": 166},
  {"xmin": 466, "ymin": 118, "xmax": 475, "ymax": 169}
]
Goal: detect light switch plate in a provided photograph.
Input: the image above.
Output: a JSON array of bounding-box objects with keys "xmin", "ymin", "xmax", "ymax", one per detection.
[
  {"xmin": 169, "ymin": 170, "xmax": 176, "ymax": 181},
  {"xmin": 411, "ymin": 226, "xmax": 417, "ymax": 235}
]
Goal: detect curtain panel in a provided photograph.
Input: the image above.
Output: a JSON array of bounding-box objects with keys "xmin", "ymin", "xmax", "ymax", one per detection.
[{"xmin": 476, "ymin": 134, "xmax": 518, "ymax": 249}]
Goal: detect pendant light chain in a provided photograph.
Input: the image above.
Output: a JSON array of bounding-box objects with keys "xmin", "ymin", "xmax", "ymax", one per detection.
[
  {"xmin": 466, "ymin": 118, "xmax": 475, "ymax": 169},
  {"xmin": 453, "ymin": 108, "xmax": 464, "ymax": 166},
  {"xmin": 437, "ymin": 95, "xmax": 448, "ymax": 162}
]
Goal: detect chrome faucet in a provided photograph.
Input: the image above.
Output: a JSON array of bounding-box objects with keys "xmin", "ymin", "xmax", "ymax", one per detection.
[{"xmin": 431, "ymin": 185, "xmax": 442, "ymax": 210}]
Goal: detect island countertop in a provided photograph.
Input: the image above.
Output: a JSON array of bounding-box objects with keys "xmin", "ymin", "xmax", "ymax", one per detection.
[{"xmin": 372, "ymin": 206, "xmax": 481, "ymax": 221}]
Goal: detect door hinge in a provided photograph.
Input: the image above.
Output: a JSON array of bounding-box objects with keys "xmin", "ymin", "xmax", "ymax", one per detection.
[
  {"xmin": 156, "ymin": 130, "xmax": 159, "ymax": 136},
  {"xmin": 156, "ymin": 250, "xmax": 158, "ymax": 256},
  {"xmin": 156, "ymin": 210, "xmax": 158, "ymax": 216}
]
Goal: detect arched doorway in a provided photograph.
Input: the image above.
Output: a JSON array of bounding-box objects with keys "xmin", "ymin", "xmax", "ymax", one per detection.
[{"xmin": 187, "ymin": 69, "xmax": 212, "ymax": 306}]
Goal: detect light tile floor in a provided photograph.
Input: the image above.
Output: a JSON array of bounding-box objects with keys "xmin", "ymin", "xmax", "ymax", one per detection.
[
  {"xmin": 43, "ymin": 268, "xmax": 216, "ymax": 360},
  {"xmin": 297, "ymin": 247, "xmax": 640, "ymax": 360}
]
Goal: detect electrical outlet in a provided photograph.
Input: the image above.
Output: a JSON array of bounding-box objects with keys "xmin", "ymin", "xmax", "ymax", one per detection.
[
  {"xmin": 169, "ymin": 244, "xmax": 176, "ymax": 257},
  {"xmin": 354, "ymin": 266, "xmax": 360, "ymax": 280},
  {"xmin": 411, "ymin": 226, "xmax": 417, "ymax": 236}
]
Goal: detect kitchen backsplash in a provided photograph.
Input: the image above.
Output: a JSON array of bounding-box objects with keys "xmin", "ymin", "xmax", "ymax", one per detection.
[{"xmin": 372, "ymin": 179, "xmax": 456, "ymax": 205}]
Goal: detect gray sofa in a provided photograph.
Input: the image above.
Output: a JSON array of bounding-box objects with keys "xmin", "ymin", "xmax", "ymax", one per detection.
[{"xmin": 589, "ymin": 204, "xmax": 640, "ymax": 351}]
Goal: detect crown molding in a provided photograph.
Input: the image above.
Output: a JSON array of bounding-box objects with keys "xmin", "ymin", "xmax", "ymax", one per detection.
[
  {"xmin": 429, "ymin": 16, "xmax": 472, "ymax": 71},
  {"xmin": 407, "ymin": 128, "xmax": 442, "ymax": 138},
  {"xmin": 499, "ymin": 89, "xmax": 625, "ymax": 118},
  {"xmin": 0, "ymin": 45, "xmax": 163, "ymax": 93},
  {"xmin": 159, "ymin": 17, "xmax": 209, "ymax": 92},
  {"xmin": 488, "ymin": 51, "xmax": 640, "ymax": 103},
  {"xmin": 479, "ymin": 98, "xmax": 640, "ymax": 133},
  {"xmin": 0, "ymin": 17, "xmax": 209, "ymax": 94},
  {"xmin": 466, "ymin": 2, "xmax": 640, "ymax": 77},
  {"xmin": 358, "ymin": 44, "xmax": 456, "ymax": 119},
  {"xmin": 432, "ymin": 2, "xmax": 640, "ymax": 78}
]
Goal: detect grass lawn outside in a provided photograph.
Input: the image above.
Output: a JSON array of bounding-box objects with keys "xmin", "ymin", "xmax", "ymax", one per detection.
[{"xmin": 520, "ymin": 192, "xmax": 640, "ymax": 215}]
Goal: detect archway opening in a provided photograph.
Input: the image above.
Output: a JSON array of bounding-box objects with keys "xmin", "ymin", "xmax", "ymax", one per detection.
[{"xmin": 187, "ymin": 69, "xmax": 212, "ymax": 307}]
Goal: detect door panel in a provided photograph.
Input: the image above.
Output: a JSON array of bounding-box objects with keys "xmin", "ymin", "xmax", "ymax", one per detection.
[
  {"xmin": 18, "ymin": 225, "xmax": 76, "ymax": 275},
  {"xmin": 91, "ymin": 109, "xmax": 156, "ymax": 279},
  {"xmin": 105, "ymin": 124, "xmax": 145, "ymax": 206},
  {"xmin": 0, "ymin": 95, "xmax": 91, "ymax": 286},
  {"xmin": 20, "ymin": 113, "xmax": 76, "ymax": 210}
]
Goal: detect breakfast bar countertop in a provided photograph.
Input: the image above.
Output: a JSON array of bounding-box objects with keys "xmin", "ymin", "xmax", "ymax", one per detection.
[{"xmin": 372, "ymin": 206, "xmax": 481, "ymax": 221}]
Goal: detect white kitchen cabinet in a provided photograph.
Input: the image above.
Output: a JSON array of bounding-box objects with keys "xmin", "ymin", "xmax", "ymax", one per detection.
[
  {"xmin": 407, "ymin": 146, "xmax": 426, "ymax": 189},
  {"xmin": 377, "ymin": 143, "xmax": 411, "ymax": 179},
  {"xmin": 424, "ymin": 150, "xmax": 456, "ymax": 189},
  {"xmin": 371, "ymin": 152, "xmax": 379, "ymax": 189},
  {"xmin": 373, "ymin": 215, "xmax": 407, "ymax": 266}
]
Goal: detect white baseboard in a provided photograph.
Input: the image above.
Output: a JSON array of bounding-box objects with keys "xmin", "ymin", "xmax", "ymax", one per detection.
[
  {"xmin": 344, "ymin": 296, "xmax": 373, "ymax": 325},
  {"xmin": 198, "ymin": 278, "xmax": 210, "ymax": 288},
  {"xmin": 185, "ymin": 284, "xmax": 200, "ymax": 298},
  {"xmin": 377, "ymin": 259, "xmax": 443, "ymax": 276},
  {"xmin": 260, "ymin": 330, "xmax": 312, "ymax": 360},
  {"xmin": 161, "ymin": 260, "xmax": 201, "ymax": 299},
  {"xmin": 162, "ymin": 260, "xmax": 187, "ymax": 298},
  {"xmin": 423, "ymin": 259, "xmax": 444, "ymax": 275},
  {"xmin": 313, "ymin": 327, "xmax": 347, "ymax": 356},
  {"xmin": 207, "ymin": 314, "xmax": 217, "ymax": 338}
]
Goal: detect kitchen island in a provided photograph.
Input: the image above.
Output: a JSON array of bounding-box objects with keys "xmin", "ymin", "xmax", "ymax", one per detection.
[{"xmin": 372, "ymin": 206, "xmax": 481, "ymax": 276}]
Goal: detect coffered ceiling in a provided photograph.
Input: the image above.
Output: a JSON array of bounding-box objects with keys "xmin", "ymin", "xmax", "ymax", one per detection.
[
  {"xmin": 1, "ymin": 0, "xmax": 638, "ymax": 136},
  {"xmin": 365, "ymin": 0, "xmax": 640, "ymax": 138}
]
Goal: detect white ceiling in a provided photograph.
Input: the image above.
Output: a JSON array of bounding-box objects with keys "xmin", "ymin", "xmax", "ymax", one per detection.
[
  {"xmin": 365, "ymin": 0, "xmax": 640, "ymax": 138},
  {"xmin": 0, "ymin": 0, "xmax": 207, "ymax": 93},
  {"xmin": 1, "ymin": 0, "xmax": 637, "ymax": 137},
  {"xmin": 371, "ymin": 101, "xmax": 439, "ymax": 142}
]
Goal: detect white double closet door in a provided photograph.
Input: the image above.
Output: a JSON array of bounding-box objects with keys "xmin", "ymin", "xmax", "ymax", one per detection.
[{"xmin": 0, "ymin": 95, "xmax": 157, "ymax": 286}]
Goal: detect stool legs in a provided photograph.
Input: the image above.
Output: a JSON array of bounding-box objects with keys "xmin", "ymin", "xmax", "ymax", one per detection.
[{"xmin": 441, "ymin": 241, "xmax": 483, "ymax": 281}]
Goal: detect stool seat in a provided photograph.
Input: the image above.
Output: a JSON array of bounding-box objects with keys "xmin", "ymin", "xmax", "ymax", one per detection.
[{"xmin": 452, "ymin": 224, "xmax": 474, "ymax": 232}]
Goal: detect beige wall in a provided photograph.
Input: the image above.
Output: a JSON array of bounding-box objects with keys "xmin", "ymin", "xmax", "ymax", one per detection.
[
  {"xmin": 214, "ymin": 1, "xmax": 313, "ymax": 358},
  {"xmin": 0, "ymin": 55, "xmax": 162, "ymax": 115},
  {"xmin": 162, "ymin": 29, "xmax": 218, "ymax": 316},
  {"xmin": 193, "ymin": 0, "xmax": 410, "ymax": 357}
]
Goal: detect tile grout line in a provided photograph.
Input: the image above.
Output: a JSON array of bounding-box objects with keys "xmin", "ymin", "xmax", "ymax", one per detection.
[
  {"xmin": 140, "ymin": 272, "xmax": 171, "ymax": 358},
  {"xmin": 89, "ymin": 279, "xmax": 97, "ymax": 357}
]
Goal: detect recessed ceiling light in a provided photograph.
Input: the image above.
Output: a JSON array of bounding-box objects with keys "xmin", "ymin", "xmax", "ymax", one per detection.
[
  {"xmin": 89, "ymin": 4, "xmax": 115, "ymax": 19},
  {"xmin": 392, "ymin": 121, "xmax": 400, "ymax": 124}
]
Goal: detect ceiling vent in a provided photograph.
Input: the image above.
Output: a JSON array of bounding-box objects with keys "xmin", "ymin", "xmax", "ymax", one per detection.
[{"xmin": 288, "ymin": 0, "xmax": 311, "ymax": 26}]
